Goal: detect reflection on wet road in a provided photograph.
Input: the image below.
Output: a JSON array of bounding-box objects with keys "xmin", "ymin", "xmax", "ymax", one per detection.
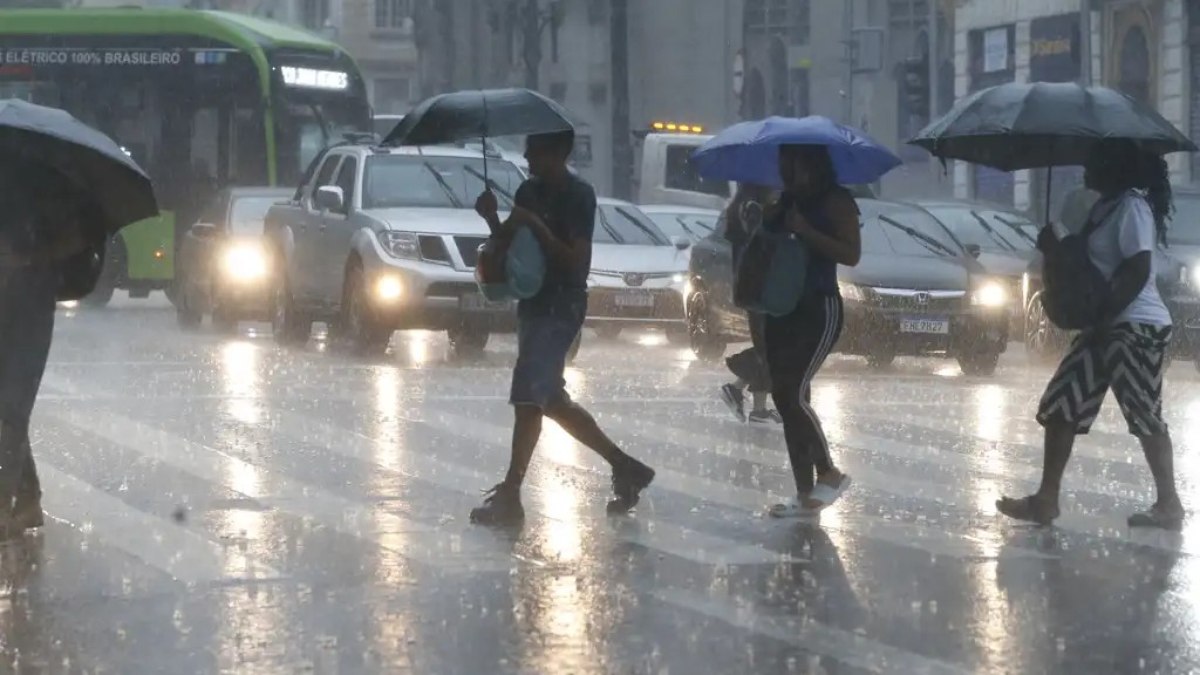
[{"xmin": 2, "ymin": 298, "xmax": 1198, "ymax": 674}]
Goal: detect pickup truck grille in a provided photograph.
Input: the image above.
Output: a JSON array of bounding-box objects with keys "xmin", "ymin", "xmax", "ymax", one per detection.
[
  {"xmin": 454, "ymin": 236, "xmax": 488, "ymax": 268},
  {"xmin": 419, "ymin": 235, "xmax": 450, "ymax": 263},
  {"xmin": 426, "ymin": 281, "xmax": 477, "ymax": 298}
]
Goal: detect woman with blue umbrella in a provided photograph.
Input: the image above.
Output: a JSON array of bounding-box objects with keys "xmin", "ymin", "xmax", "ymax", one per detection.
[{"xmin": 693, "ymin": 116, "xmax": 901, "ymax": 517}]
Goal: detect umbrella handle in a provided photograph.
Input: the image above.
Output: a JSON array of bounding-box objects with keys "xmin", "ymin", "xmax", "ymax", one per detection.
[{"xmin": 482, "ymin": 91, "xmax": 490, "ymax": 183}]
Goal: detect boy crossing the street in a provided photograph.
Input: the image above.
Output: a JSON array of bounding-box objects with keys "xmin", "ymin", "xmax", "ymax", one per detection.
[{"xmin": 470, "ymin": 130, "xmax": 655, "ymax": 525}]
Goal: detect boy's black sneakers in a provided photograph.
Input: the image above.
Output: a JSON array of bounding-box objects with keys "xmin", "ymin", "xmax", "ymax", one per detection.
[
  {"xmin": 470, "ymin": 483, "xmax": 525, "ymax": 526},
  {"xmin": 608, "ymin": 459, "xmax": 656, "ymax": 514}
]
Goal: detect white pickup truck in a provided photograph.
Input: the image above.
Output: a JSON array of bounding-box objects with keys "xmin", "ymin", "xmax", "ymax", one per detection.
[{"xmin": 263, "ymin": 141, "xmax": 527, "ymax": 357}]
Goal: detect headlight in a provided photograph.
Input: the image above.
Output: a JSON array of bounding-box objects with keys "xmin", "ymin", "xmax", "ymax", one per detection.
[
  {"xmin": 971, "ymin": 280, "xmax": 1008, "ymax": 307},
  {"xmin": 374, "ymin": 275, "xmax": 404, "ymax": 302},
  {"xmin": 1190, "ymin": 265, "xmax": 1200, "ymax": 289},
  {"xmin": 377, "ymin": 231, "xmax": 420, "ymax": 260},
  {"xmin": 839, "ymin": 281, "xmax": 867, "ymax": 303},
  {"xmin": 222, "ymin": 243, "xmax": 268, "ymax": 281},
  {"xmin": 672, "ymin": 273, "xmax": 685, "ymax": 284}
]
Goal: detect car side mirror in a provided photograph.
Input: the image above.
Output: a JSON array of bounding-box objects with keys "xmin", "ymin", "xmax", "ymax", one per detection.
[
  {"xmin": 965, "ymin": 243, "xmax": 982, "ymax": 259},
  {"xmin": 191, "ymin": 222, "xmax": 218, "ymax": 238},
  {"xmin": 315, "ymin": 185, "xmax": 345, "ymax": 213},
  {"xmin": 671, "ymin": 235, "xmax": 692, "ymax": 251}
]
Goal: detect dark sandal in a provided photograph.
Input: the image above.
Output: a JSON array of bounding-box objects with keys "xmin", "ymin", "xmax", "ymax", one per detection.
[
  {"xmin": 996, "ymin": 495, "xmax": 1060, "ymax": 526},
  {"xmin": 1128, "ymin": 507, "xmax": 1184, "ymax": 532}
]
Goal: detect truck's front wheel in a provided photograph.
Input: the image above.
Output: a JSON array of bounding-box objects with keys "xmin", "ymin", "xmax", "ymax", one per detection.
[{"xmin": 340, "ymin": 265, "xmax": 392, "ymax": 356}]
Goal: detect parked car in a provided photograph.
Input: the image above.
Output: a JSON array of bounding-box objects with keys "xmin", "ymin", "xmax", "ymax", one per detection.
[
  {"xmin": 1023, "ymin": 187, "xmax": 1200, "ymax": 367},
  {"xmin": 264, "ymin": 142, "xmax": 526, "ymax": 356},
  {"xmin": 686, "ymin": 198, "xmax": 1012, "ymax": 375},
  {"xmin": 639, "ymin": 204, "xmax": 721, "ymax": 243},
  {"xmin": 908, "ymin": 199, "xmax": 1039, "ymax": 333},
  {"xmin": 175, "ymin": 187, "xmax": 294, "ymax": 331},
  {"xmin": 586, "ymin": 198, "xmax": 692, "ymax": 341}
]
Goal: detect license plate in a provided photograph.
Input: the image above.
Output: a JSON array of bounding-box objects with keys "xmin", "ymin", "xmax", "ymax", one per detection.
[
  {"xmin": 460, "ymin": 293, "xmax": 513, "ymax": 312},
  {"xmin": 900, "ymin": 317, "xmax": 950, "ymax": 334},
  {"xmin": 614, "ymin": 292, "xmax": 654, "ymax": 308}
]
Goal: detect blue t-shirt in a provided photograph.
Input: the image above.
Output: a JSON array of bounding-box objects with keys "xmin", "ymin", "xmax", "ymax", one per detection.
[{"xmin": 513, "ymin": 174, "xmax": 596, "ymax": 314}]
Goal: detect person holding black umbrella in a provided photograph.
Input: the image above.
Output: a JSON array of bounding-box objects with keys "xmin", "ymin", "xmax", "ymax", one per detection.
[
  {"xmin": 998, "ymin": 140, "xmax": 1185, "ymax": 530},
  {"xmin": 0, "ymin": 154, "xmax": 99, "ymax": 539},
  {"xmin": 469, "ymin": 130, "xmax": 656, "ymax": 525}
]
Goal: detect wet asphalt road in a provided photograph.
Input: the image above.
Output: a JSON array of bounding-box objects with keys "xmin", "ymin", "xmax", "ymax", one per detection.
[{"xmin": 1, "ymin": 295, "xmax": 1198, "ymax": 674}]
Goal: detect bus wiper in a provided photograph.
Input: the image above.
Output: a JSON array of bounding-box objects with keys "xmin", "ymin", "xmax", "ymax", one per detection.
[
  {"xmin": 969, "ymin": 212, "xmax": 1018, "ymax": 253},
  {"xmin": 462, "ymin": 164, "xmax": 515, "ymax": 204},
  {"xmin": 878, "ymin": 215, "xmax": 959, "ymax": 257},
  {"xmin": 421, "ymin": 162, "xmax": 464, "ymax": 207}
]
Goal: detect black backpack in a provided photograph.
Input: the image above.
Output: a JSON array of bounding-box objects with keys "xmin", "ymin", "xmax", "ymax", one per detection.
[{"xmin": 1038, "ymin": 201, "xmax": 1117, "ymax": 331}]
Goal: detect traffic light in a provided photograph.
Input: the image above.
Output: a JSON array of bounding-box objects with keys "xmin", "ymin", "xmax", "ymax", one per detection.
[{"xmin": 897, "ymin": 57, "xmax": 930, "ymax": 118}]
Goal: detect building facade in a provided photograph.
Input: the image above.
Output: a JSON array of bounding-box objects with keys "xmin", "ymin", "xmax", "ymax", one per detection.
[
  {"xmin": 953, "ymin": 0, "xmax": 1192, "ymax": 217},
  {"xmin": 740, "ymin": 0, "xmax": 956, "ymax": 198},
  {"xmin": 412, "ymin": 0, "xmax": 743, "ymax": 198}
]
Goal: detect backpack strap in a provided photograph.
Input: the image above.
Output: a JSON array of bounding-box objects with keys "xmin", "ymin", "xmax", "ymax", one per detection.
[{"xmin": 1080, "ymin": 198, "xmax": 1121, "ymax": 238}]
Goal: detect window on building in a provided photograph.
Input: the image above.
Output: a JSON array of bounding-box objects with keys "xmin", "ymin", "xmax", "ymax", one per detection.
[
  {"xmin": 301, "ymin": 0, "xmax": 330, "ymax": 30},
  {"xmin": 745, "ymin": 0, "xmax": 793, "ymax": 39},
  {"xmin": 374, "ymin": 0, "xmax": 412, "ymax": 30}
]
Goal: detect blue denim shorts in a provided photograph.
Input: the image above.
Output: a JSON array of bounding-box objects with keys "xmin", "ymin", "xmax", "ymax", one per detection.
[{"xmin": 510, "ymin": 291, "xmax": 586, "ymax": 409}]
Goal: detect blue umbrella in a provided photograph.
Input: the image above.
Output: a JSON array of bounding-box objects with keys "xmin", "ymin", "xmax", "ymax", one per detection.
[{"xmin": 691, "ymin": 116, "xmax": 902, "ymax": 188}]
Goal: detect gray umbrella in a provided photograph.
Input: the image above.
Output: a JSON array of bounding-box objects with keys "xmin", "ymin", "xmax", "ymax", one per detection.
[
  {"xmin": 382, "ymin": 88, "xmax": 578, "ymax": 148},
  {"xmin": 909, "ymin": 82, "xmax": 1196, "ymax": 171},
  {"xmin": 0, "ymin": 98, "xmax": 157, "ymax": 235}
]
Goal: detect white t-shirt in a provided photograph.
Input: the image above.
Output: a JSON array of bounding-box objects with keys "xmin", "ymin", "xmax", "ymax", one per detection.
[{"xmin": 1085, "ymin": 190, "xmax": 1171, "ymax": 327}]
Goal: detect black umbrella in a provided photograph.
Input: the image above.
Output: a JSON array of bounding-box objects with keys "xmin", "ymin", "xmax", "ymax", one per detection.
[
  {"xmin": 384, "ymin": 88, "xmax": 577, "ymax": 147},
  {"xmin": 910, "ymin": 82, "xmax": 1196, "ymax": 169},
  {"xmin": 910, "ymin": 82, "xmax": 1196, "ymax": 222},
  {"xmin": 0, "ymin": 98, "xmax": 158, "ymax": 236}
]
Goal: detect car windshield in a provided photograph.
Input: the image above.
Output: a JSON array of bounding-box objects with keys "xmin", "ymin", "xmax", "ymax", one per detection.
[
  {"xmin": 362, "ymin": 155, "xmax": 524, "ymax": 209},
  {"xmin": 925, "ymin": 205, "xmax": 1037, "ymax": 253},
  {"xmin": 860, "ymin": 203, "xmax": 962, "ymax": 258},
  {"xmin": 647, "ymin": 212, "xmax": 718, "ymax": 240},
  {"xmin": 595, "ymin": 205, "xmax": 671, "ymax": 245},
  {"xmin": 1169, "ymin": 194, "xmax": 1200, "ymax": 246},
  {"xmin": 228, "ymin": 196, "xmax": 285, "ymax": 235}
]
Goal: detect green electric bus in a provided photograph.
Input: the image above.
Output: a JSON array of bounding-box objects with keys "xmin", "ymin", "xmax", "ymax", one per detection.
[{"xmin": 0, "ymin": 8, "xmax": 370, "ymax": 305}]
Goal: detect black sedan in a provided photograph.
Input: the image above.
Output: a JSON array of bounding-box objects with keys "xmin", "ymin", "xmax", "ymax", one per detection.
[
  {"xmin": 175, "ymin": 187, "xmax": 292, "ymax": 331},
  {"xmin": 685, "ymin": 198, "xmax": 1013, "ymax": 375},
  {"xmin": 907, "ymin": 199, "xmax": 1038, "ymax": 332}
]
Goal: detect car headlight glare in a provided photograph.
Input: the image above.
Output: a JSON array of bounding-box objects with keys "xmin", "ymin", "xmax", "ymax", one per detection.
[
  {"xmin": 222, "ymin": 243, "xmax": 268, "ymax": 281},
  {"xmin": 374, "ymin": 275, "xmax": 404, "ymax": 302},
  {"xmin": 971, "ymin": 281, "xmax": 1008, "ymax": 307},
  {"xmin": 1190, "ymin": 265, "xmax": 1200, "ymax": 289},
  {"xmin": 378, "ymin": 231, "xmax": 420, "ymax": 260},
  {"xmin": 839, "ymin": 281, "xmax": 867, "ymax": 303},
  {"xmin": 672, "ymin": 273, "xmax": 685, "ymax": 284}
]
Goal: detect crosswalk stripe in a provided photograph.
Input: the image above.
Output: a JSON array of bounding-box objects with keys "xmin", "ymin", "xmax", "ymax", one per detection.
[
  {"xmin": 267, "ymin": 409, "xmax": 800, "ymax": 567},
  {"xmin": 41, "ymin": 402, "xmax": 522, "ymax": 574},
  {"xmin": 653, "ymin": 587, "xmax": 974, "ymax": 675},
  {"xmin": 37, "ymin": 461, "xmax": 281, "ymax": 585},
  {"xmin": 419, "ymin": 407, "xmax": 1055, "ymax": 561},
  {"xmin": 596, "ymin": 409, "xmax": 1196, "ymax": 556}
]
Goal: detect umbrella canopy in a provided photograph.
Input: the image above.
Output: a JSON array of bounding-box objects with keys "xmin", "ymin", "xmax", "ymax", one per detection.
[
  {"xmin": 690, "ymin": 116, "xmax": 902, "ymax": 188},
  {"xmin": 0, "ymin": 98, "xmax": 157, "ymax": 235},
  {"xmin": 383, "ymin": 88, "xmax": 578, "ymax": 147},
  {"xmin": 909, "ymin": 82, "xmax": 1197, "ymax": 170}
]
